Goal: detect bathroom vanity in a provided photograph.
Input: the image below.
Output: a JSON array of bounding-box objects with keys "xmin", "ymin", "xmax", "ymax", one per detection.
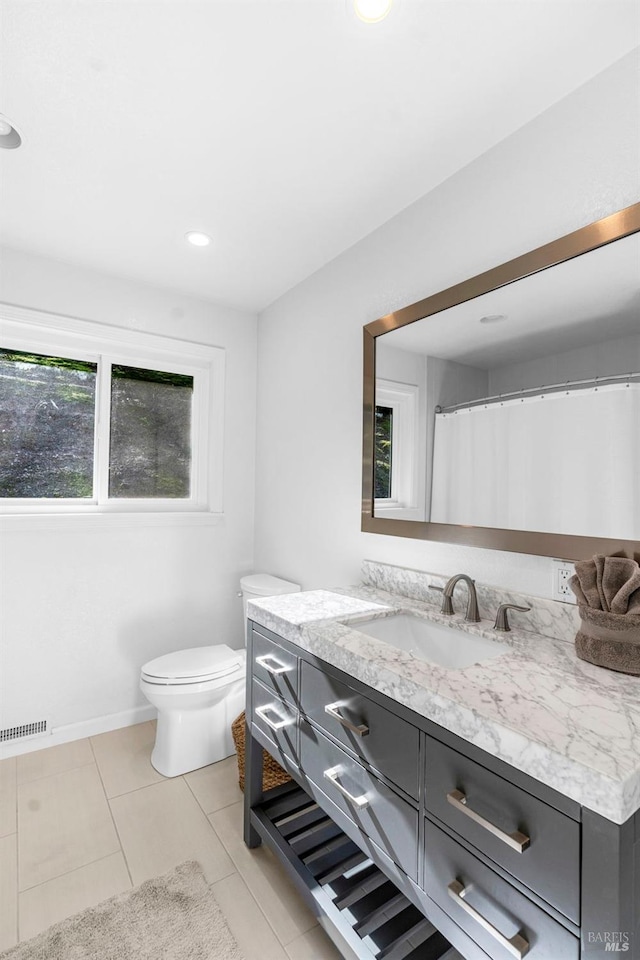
[{"xmin": 242, "ymin": 582, "xmax": 640, "ymax": 960}]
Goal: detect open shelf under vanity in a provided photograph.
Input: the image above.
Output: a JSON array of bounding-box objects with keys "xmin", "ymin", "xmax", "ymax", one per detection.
[{"xmin": 250, "ymin": 781, "xmax": 456, "ymax": 960}]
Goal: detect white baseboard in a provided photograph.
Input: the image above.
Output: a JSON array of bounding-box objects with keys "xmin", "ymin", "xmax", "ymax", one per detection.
[{"xmin": 0, "ymin": 704, "xmax": 157, "ymax": 759}]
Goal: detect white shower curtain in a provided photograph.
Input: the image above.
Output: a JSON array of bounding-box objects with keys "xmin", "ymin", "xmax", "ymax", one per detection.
[{"xmin": 429, "ymin": 383, "xmax": 640, "ymax": 539}]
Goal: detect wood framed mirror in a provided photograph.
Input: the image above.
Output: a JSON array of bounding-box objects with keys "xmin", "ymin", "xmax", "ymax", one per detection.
[{"xmin": 362, "ymin": 203, "xmax": 640, "ymax": 560}]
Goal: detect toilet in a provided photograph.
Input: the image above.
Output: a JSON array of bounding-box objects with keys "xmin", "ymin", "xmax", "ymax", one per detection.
[{"xmin": 140, "ymin": 573, "xmax": 301, "ymax": 777}]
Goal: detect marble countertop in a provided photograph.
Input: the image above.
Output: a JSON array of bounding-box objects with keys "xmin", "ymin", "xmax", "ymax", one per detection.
[{"xmin": 247, "ymin": 585, "xmax": 640, "ymax": 824}]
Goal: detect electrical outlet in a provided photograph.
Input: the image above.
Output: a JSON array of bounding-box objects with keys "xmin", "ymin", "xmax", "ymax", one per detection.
[{"xmin": 551, "ymin": 559, "xmax": 577, "ymax": 604}]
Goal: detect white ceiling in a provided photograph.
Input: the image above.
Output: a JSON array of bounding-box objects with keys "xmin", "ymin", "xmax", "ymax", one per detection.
[{"xmin": 0, "ymin": 1, "xmax": 638, "ymax": 313}]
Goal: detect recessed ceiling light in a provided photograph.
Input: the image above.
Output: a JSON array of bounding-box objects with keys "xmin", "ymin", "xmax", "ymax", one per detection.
[
  {"xmin": 354, "ymin": 0, "xmax": 393, "ymax": 23},
  {"xmin": 479, "ymin": 314, "xmax": 507, "ymax": 325},
  {"xmin": 0, "ymin": 115, "xmax": 22, "ymax": 149},
  {"xmin": 185, "ymin": 231, "xmax": 212, "ymax": 248}
]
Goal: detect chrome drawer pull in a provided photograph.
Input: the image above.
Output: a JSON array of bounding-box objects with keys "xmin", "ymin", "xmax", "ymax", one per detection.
[
  {"xmin": 447, "ymin": 880, "xmax": 529, "ymax": 959},
  {"xmin": 255, "ymin": 654, "xmax": 291, "ymax": 675},
  {"xmin": 323, "ymin": 766, "xmax": 369, "ymax": 808},
  {"xmin": 255, "ymin": 704, "xmax": 293, "ymax": 731},
  {"xmin": 324, "ymin": 702, "xmax": 369, "ymax": 737},
  {"xmin": 446, "ymin": 790, "xmax": 530, "ymax": 853}
]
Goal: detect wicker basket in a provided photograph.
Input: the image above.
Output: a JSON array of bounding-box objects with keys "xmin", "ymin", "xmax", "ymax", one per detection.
[{"xmin": 231, "ymin": 710, "xmax": 292, "ymax": 792}]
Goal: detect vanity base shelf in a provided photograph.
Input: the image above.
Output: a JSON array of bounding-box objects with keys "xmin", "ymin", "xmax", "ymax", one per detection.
[{"xmin": 250, "ymin": 782, "xmax": 453, "ymax": 960}]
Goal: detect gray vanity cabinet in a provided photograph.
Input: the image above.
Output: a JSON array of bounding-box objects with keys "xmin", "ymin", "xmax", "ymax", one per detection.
[
  {"xmin": 251, "ymin": 677, "xmax": 298, "ymax": 764},
  {"xmin": 423, "ymin": 820, "xmax": 579, "ymax": 960},
  {"xmin": 298, "ymin": 717, "xmax": 420, "ymax": 881},
  {"xmin": 252, "ymin": 627, "xmax": 299, "ymax": 704},
  {"xmin": 300, "ymin": 660, "xmax": 420, "ymax": 800},
  {"xmin": 424, "ymin": 736, "xmax": 581, "ymax": 925},
  {"xmin": 244, "ymin": 623, "xmax": 639, "ymax": 960}
]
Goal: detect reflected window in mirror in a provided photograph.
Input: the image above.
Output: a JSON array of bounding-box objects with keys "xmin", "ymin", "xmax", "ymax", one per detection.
[
  {"xmin": 374, "ymin": 404, "xmax": 393, "ymax": 499},
  {"xmin": 373, "ymin": 378, "xmax": 425, "ymax": 520}
]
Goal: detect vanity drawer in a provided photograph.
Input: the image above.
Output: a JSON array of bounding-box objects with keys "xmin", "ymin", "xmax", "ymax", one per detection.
[
  {"xmin": 299, "ymin": 718, "xmax": 418, "ymax": 880},
  {"xmin": 424, "ymin": 736, "xmax": 580, "ymax": 925},
  {"xmin": 251, "ymin": 679, "xmax": 298, "ymax": 765},
  {"xmin": 300, "ymin": 660, "xmax": 420, "ymax": 799},
  {"xmin": 424, "ymin": 819, "xmax": 579, "ymax": 960},
  {"xmin": 251, "ymin": 629, "xmax": 298, "ymax": 705}
]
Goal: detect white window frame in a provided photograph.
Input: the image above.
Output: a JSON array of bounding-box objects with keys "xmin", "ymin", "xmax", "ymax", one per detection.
[
  {"xmin": 0, "ymin": 304, "xmax": 225, "ymax": 522},
  {"xmin": 374, "ymin": 378, "xmax": 423, "ymax": 520}
]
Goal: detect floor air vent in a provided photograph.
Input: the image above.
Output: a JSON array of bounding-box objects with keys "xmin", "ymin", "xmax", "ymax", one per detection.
[{"xmin": 0, "ymin": 720, "xmax": 48, "ymax": 743}]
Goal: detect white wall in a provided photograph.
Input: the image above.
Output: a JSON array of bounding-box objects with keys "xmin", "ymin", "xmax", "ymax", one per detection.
[
  {"xmin": 0, "ymin": 249, "xmax": 257, "ymax": 742},
  {"xmin": 254, "ymin": 51, "xmax": 640, "ymax": 598},
  {"xmin": 488, "ymin": 332, "xmax": 640, "ymax": 395}
]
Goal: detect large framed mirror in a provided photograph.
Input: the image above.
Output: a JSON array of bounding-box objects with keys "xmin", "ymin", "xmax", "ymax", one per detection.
[{"xmin": 362, "ymin": 203, "xmax": 640, "ymax": 560}]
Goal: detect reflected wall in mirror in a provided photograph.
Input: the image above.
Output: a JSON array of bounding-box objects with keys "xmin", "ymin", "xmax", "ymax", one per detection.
[{"xmin": 363, "ymin": 204, "xmax": 640, "ymax": 559}]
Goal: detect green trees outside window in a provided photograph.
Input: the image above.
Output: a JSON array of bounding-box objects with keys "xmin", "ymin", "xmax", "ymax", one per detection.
[
  {"xmin": 0, "ymin": 350, "xmax": 194, "ymax": 500},
  {"xmin": 0, "ymin": 350, "xmax": 97, "ymax": 498},
  {"xmin": 374, "ymin": 405, "xmax": 393, "ymax": 499},
  {"xmin": 109, "ymin": 365, "xmax": 193, "ymax": 499}
]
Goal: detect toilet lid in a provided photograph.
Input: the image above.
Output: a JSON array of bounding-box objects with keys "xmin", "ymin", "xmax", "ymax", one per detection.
[
  {"xmin": 141, "ymin": 645, "xmax": 244, "ymax": 685},
  {"xmin": 240, "ymin": 573, "xmax": 300, "ymax": 597}
]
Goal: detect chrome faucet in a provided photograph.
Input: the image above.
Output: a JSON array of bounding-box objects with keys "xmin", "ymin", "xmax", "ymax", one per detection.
[{"xmin": 441, "ymin": 574, "xmax": 480, "ymax": 623}]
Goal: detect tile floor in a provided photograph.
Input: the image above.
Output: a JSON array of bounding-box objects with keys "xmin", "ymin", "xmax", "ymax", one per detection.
[{"xmin": 0, "ymin": 721, "xmax": 342, "ymax": 959}]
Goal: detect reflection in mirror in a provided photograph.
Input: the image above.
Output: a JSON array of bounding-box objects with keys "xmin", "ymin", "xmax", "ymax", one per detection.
[{"xmin": 374, "ymin": 232, "xmax": 639, "ymax": 540}]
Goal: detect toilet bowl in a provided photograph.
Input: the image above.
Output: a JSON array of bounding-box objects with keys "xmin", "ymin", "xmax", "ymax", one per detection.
[
  {"xmin": 140, "ymin": 573, "xmax": 300, "ymax": 777},
  {"xmin": 140, "ymin": 645, "xmax": 245, "ymax": 777}
]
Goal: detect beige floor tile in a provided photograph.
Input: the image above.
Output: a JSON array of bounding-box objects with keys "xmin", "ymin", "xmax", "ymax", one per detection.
[
  {"xmin": 110, "ymin": 777, "xmax": 235, "ymax": 886},
  {"xmin": 212, "ymin": 872, "xmax": 288, "ymax": 960},
  {"xmin": 16, "ymin": 738, "xmax": 94, "ymax": 786},
  {"xmin": 0, "ymin": 758, "xmax": 17, "ymax": 838},
  {"xmin": 0, "ymin": 834, "xmax": 18, "ymax": 951},
  {"xmin": 90, "ymin": 722, "xmax": 165, "ymax": 798},
  {"xmin": 18, "ymin": 851, "xmax": 131, "ymax": 942},
  {"xmin": 210, "ymin": 801, "xmax": 317, "ymax": 945},
  {"xmin": 285, "ymin": 925, "xmax": 344, "ymax": 960},
  {"xmin": 185, "ymin": 756, "xmax": 242, "ymax": 814},
  {"xmin": 18, "ymin": 763, "xmax": 120, "ymax": 890}
]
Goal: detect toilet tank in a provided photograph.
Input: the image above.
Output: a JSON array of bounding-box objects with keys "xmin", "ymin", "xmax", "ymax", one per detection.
[{"xmin": 240, "ymin": 573, "xmax": 301, "ymax": 626}]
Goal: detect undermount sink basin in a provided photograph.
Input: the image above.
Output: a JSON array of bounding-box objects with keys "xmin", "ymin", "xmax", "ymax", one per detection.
[{"xmin": 352, "ymin": 613, "xmax": 509, "ymax": 670}]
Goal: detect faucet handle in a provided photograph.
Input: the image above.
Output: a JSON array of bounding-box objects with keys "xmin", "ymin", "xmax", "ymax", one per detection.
[{"xmin": 493, "ymin": 603, "xmax": 531, "ymax": 632}]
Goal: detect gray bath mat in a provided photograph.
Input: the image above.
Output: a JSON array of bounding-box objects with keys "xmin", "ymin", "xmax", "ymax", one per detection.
[{"xmin": 1, "ymin": 861, "xmax": 244, "ymax": 960}]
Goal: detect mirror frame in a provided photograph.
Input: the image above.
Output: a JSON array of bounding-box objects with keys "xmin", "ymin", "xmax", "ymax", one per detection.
[{"xmin": 362, "ymin": 202, "xmax": 640, "ymax": 560}]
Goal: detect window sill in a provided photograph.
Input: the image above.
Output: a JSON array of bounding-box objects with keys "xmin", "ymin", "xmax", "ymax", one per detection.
[
  {"xmin": 374, "ymin": 503, "xmax": 426, "ymax": 522},
  {"xmin": 0, "ymin": 511, "xmax": 223, "ymax": 532}
]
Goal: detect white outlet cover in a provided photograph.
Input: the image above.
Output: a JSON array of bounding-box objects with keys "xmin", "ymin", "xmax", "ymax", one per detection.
[{"xmin": 551, "ymin": 559, "xmax": 577, "ymax": 604}]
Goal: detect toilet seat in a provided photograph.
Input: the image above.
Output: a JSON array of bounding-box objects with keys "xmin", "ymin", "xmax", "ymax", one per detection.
[{"xmin": 141, "ymin": 645, "xmax": 244, "ymax": 686}]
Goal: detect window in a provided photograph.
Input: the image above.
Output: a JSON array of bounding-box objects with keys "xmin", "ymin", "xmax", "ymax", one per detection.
[
  {"xmin": 108, "ymin": 365, "xmax": 193, "ymax": 499},
  {"xmin": 374, "ymin": 405, "xmax": 393, "ymax": 499},
  {"xmin": 0, "ymin": 350, "xmax": 97, "ymax": 498},
  {"xmin": 374, "ymin": 379, "xmax": 425, "ymax": 520},
  {"xmin": 0, "ymin": 305, "xmax": 224, "ymax": 515}
]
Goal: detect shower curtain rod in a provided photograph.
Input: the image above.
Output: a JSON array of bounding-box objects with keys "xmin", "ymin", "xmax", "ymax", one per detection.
[{"xmin": 435, "ymin": 370, "xmax": 640, "ymax": 414}]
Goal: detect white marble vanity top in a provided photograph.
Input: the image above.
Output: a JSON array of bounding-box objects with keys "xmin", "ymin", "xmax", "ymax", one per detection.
[{"xmin": 247, "ymin": 585, "xmax": 640, "ymax": 824}]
